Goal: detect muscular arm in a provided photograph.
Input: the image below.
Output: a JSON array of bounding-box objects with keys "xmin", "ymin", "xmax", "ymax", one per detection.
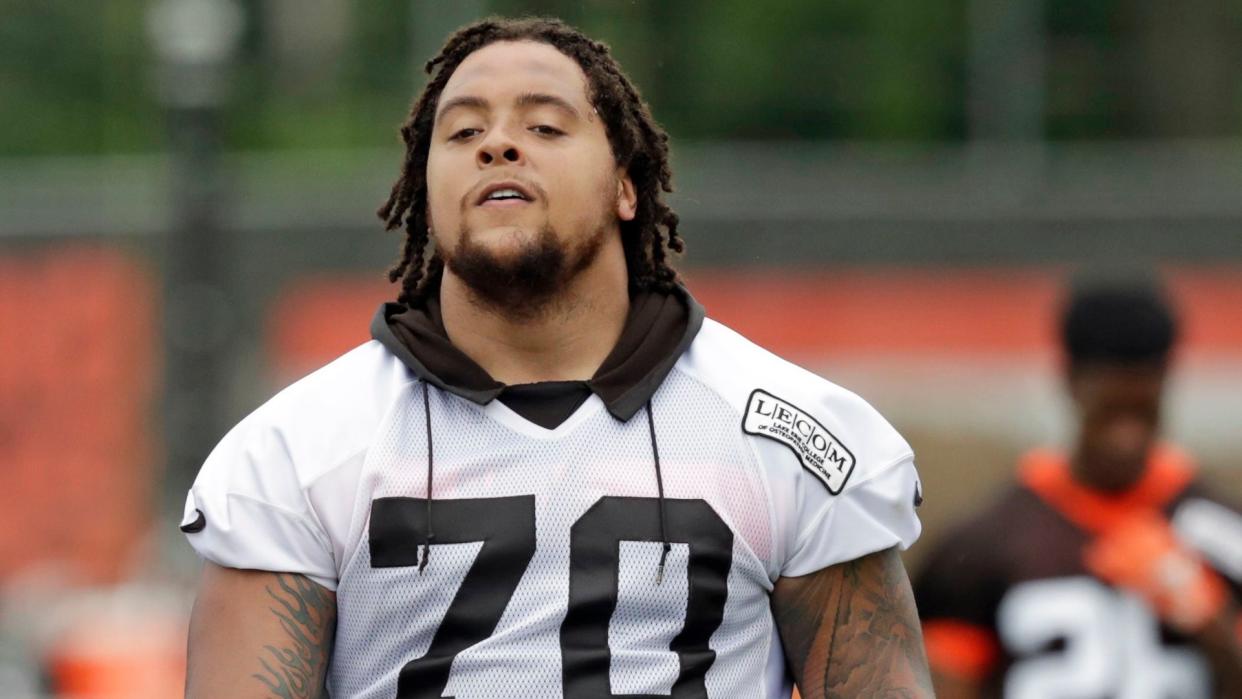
[
  {"xmin": 186, "ymin": 561, "xmax": 337, "ymax": 699},
  {"xmin": 772, "ymin": 546, "xmax": 933, "ymax": 699}
]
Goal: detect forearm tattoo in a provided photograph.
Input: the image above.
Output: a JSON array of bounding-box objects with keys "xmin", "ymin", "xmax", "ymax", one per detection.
[
  {"xmin": 774, "ymin": 548, "xmax": 933, "ymax": 699},
  {"xmin": 253, "ymin": 574, "xmax": 336, "ymax": 699}
]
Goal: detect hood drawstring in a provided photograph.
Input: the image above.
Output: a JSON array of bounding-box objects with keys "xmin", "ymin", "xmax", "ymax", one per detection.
[
  {"xmin": 646, "ymin": 399, "xmax": 672, "ymax": 585},
  {"xmin": 420, "ymin": 381, "xmax": 436, "ymax": 573},
  {"xmin": 418, "ymin": 385, "xmax": 670, "ymax": 582}
]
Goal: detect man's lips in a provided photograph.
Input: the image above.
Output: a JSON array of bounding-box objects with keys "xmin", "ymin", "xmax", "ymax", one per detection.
[
  {"xmin": 475, "ymin": 180, "xmax": 537, "ymax": 206},
  {"xmin": 479, "ymin": 197, "xmax": 530, "ymax": 209}
]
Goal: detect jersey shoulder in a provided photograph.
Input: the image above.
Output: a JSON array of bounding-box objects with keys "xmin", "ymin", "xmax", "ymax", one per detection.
[
  {"xmin": 679, "ymin": 318, "xmax": 913, "ymax": 486},
  {"xmin": 209, "ymin": 340, "xmax": 414, "ymax": 488},
  {"xmin": 183, "ymin": 341, "xmax": 412, "ymax": 586}
]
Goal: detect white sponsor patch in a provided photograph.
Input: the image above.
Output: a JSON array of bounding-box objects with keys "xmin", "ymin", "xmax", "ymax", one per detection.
[{"xmin": 742, "ymin": 389, "xmax": 856, "ymax": 494}]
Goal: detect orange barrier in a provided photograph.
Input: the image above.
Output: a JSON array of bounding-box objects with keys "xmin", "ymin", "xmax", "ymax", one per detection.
[
  {"xmin": 0, "ymin": 248, "xmax": 157, "ymax": 583},
  {"xmin": 47, "ymin": 613, "xmax": 186, "ymax": 699},
  {"xmin": 268, "ymin": 267, "xmax": 1242, "ymax": 374}
]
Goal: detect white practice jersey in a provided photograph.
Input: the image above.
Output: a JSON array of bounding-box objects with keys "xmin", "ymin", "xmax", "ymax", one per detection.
[{"xmin": 183, "ymin": 317, "xmax": 922, "ymax": 699}]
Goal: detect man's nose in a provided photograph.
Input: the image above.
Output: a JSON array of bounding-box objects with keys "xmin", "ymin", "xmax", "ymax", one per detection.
[{"xmin": 476, "ymin": 130, "xmax": 523, "ymax": 167}]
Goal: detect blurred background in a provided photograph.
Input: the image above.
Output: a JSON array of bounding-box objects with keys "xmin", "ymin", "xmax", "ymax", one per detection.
[{"xmin": 2, "ymin": 0, "xmax": 1242, "ymax": 695}]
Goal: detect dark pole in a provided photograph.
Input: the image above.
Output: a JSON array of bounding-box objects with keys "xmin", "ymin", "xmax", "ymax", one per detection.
[
  {"xmin": 148, "ymin": 0, "xmax": 245, "ymax": 514},
  {"xmin": 965, "ymin": 0, "xmax": 1047, "ymax": 200}
]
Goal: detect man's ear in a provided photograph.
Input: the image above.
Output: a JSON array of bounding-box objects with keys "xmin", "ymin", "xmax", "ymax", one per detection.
[{"xmin": 616, "ymin": 171, "xmax": 637, "ymax": 222}]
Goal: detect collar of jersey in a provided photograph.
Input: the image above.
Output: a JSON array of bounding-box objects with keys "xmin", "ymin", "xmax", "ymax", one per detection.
[
  {"xmin": 370, "ymin": 284, "xmax": 704, "ymax": 423},
  {"xmin": 1018, "ymin": 444, "xmax": 1196, "ymax": 534},
  {"xmin": 481, "ymin": 391, "xmax": 606, "ymax": 439}
]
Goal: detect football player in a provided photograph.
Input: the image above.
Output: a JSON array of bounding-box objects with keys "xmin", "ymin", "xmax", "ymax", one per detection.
[
  {"xmin": 914, "ymin": 277, "xmax": 1242, "ymax": 698},
  {"xmin": 182, "ymin": 17, "xmax": 930, "ymax": 698}
]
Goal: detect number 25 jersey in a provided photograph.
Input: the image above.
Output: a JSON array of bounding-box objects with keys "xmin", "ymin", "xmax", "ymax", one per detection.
[
  {"xmin": 914, "ymin": 448, "xmax": 1242, "ymax": 699},
  {"xmin": 182, "ymin": 303, "xmax": 922, "ymax": 699}
]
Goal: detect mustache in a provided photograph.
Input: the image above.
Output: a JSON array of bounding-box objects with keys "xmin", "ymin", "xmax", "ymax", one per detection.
[{"xmin": 460, "ymin": 176, "xmax": 548, "ymax": 212}]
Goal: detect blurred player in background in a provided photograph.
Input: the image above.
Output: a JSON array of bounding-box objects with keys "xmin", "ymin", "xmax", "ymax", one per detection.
[
  {"xmin": 179, "ymin": 16, "xmax": 931, "ymax": 698},
  {"xmin": 915, "ymin": 277, "xmax": 1242, "ymax": 698}
]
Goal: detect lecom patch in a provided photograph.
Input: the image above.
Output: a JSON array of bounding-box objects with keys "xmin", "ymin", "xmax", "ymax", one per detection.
[{"xmin": 742, "ymin": 389, "xmax": 856, "ymax": 494}]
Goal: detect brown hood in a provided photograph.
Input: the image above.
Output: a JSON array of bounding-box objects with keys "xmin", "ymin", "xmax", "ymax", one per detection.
[{"xmin": 370, "ymin": 286, "xmax": 704, "ymax": 422}]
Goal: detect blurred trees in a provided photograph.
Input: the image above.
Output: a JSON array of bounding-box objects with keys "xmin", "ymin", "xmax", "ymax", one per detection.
[
  {"xmin": 1, "ymin": 2, "xmax": 160, "ymax": 154},
  {"xmin": 1, "ymin": 0, "xmax": 1239, "ymax": 156}
]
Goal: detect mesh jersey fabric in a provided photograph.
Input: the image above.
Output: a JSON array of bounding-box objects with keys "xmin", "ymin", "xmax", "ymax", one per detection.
[{"xmin": 182, "ymin": 318, "xmax": 922, "ymax": 698}]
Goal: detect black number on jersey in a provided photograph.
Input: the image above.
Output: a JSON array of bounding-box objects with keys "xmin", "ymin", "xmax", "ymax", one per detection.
[
  {"xmin": 368, "ymin": 495, "xmax": 734, "ymax": 699},
  {"xmin": 370, "ymin": 495, "xmax": 537, "ymax": 699},
  {"xmin": 562, "ymin": 496, "xmax": 733, "ymax": 698}
]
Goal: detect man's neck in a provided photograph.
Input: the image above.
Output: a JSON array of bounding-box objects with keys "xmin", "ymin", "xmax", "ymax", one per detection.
[
  {"xmin": 1068, "ymin": 445, "xmax": 1144, "ymax": 494},
  {"xmin": 438, "ymin": 245, "xmax": 630, "ymax": 385}
]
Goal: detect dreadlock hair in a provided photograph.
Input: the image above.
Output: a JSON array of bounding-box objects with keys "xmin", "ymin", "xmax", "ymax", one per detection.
[{"xmin": 377, "ymin": 16, "xmax": 684, "ymax": 307}]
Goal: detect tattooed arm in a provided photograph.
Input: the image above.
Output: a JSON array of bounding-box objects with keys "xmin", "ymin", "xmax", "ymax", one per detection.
[
  {"xmin": 772, "ymin": 547, "xmax": 933, "ymax": 699},
  {"xmin": 186, "ymin": 561, "xmax": 336, "ymax": 699}
]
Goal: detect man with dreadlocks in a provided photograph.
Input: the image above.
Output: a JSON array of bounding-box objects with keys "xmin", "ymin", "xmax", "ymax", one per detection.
[{"xmin": 182, "ymin": 17, "xmax": 930, "ymax": 699}]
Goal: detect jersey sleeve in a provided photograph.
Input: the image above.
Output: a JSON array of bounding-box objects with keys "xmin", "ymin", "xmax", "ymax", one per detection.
[
  {"xmin": 780, "ymin": 457, "xmax": 922, "ymax": 577},
  {"xmin": 180, "ymin": 408, "xmax": 338, "ymax": 590},
  {"xmin": 763, "ymin": 382, "xmax": 922, "ymax": 579}
]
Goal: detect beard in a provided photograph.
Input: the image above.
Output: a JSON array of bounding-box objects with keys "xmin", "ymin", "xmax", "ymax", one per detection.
[{"xmin": 442, "ymin": 220, "xmax": 607, "ymax": 321}]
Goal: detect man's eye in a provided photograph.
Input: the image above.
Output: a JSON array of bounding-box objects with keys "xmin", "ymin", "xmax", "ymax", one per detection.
[
  {"xmin": 530, "ymin": 125, "xmax": 564, "ymax": 136},
  {"xmin": 449, "ymin": 128, "xmax": 480, "ymax": 141}
]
